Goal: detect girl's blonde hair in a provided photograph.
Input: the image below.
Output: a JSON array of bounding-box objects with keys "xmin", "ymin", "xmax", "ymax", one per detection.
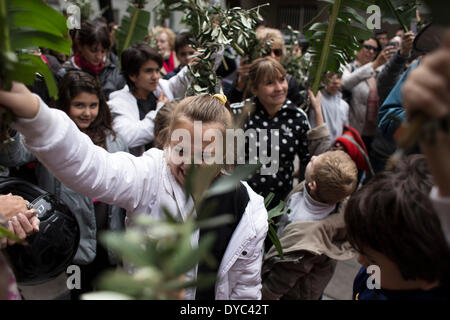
[
  {"xmin": 246, "ymin": 57, "xmax": 287, "ymax": 97},
  {"xmin": 154, "ymin": 101, "xmax": 177, "ymax": 149},
  {"xmin": 151, "ymin": 26, "xmax": 176, "ymax": 51},
  {"xmin": 170, "ymin": 95, "xmax": 232, "ymax": 131}
]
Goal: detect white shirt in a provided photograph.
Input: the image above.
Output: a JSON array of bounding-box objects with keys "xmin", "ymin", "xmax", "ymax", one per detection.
[{"xmin": 308, "ymin": 90, "xmax": 349, "ymax": 143}]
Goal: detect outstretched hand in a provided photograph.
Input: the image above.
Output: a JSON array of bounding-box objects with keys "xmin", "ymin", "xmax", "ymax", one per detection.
[{"xmin": 0, "ymin": 82, "xmax": 39, "ymax": 119}]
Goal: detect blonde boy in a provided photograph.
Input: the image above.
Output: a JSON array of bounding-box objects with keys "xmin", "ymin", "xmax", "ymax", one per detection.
[{"xmin": 262, "ymin": 150, "xmax": 358, "ymax": 300}]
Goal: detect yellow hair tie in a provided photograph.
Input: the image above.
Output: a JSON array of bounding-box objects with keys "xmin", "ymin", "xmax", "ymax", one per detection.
[{"xmin": 212, "ymin": 94, "xmax": 227, "ymax": 105}]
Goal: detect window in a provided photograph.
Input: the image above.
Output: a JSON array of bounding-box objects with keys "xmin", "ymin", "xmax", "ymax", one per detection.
[{"xmin": 279, "ymin": 5, "xmax": 317, "ymax": 31}]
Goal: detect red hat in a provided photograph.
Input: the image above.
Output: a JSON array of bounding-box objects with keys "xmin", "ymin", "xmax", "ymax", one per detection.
[{"xmin": 334, "ymin": 126, "xmax": 373, "ymax": 174}]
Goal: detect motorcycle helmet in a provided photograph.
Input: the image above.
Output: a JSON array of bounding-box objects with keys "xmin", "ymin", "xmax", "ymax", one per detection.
[{"xmin": 0, "ymin": 177, "xmax": 80, "ymax": 285}]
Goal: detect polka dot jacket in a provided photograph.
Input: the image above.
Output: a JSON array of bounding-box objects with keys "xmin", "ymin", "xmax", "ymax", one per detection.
[{"xmin": 230, "ymin": 97, "xmax": 311, "ymax": 204}]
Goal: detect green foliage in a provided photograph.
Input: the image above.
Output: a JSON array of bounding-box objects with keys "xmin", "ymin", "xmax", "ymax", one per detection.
[
  {"xmin": 0, "ymin": 0, "xmax": 71, "ymax": 97},
  {"xmin": 264, "ymin": 192, "xmax": 290, "ymax": 260},
  {"xmin": 0, "ymin": 213, "xmax": 20, "ymax": 242},
  {"xmin": 376, "ymin": 0, "xmax": 417, "ymax": 31},
  {"xmin": 0, "ymin": 225, "xmax": 20, "ymax": 243},
  {"xmin": 82, "ymin": 215, "xmax": 218, "ymax": 300},
  {"xmin": 83, "ymin": 163, "xmax": 260, "ymax": 300},
  {"xmin": 115, "ymin": 3, "xmax": 151, "ymax": 61},
  {"xmin": 223, "ymin": 4, "xmax": 270, "ymax": 62},
  {"xmin": 0, "ymin": 0, "xmax": 71, "ymax": 146},
  {"xmin": 306, "ymin": 0, "xmax": 374, "ymax": 94},
  {"xmin": 157, "ymin": 0, "xmax": 270, "ymax": 95}
]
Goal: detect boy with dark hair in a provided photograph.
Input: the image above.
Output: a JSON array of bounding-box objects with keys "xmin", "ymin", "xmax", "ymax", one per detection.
[
  {"xmin": 164, "ymin": 33, "xmax": 195, "ymax": 79},
  {"xmin": 108, "ymin": 42, "xmax": 191, "ymax": 156},
  {"xmin": 346, "ymin": 155, "xmax": 450, "ymax": 300}
]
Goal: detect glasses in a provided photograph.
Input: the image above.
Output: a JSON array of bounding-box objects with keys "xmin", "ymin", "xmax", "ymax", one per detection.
[
  {"xmin": 363, "ymin": 44, "xmax": 379, "ymax": 52},
  {"xmin": 271, "ymin": 48, "xmax": 283, "ymax": 57}
]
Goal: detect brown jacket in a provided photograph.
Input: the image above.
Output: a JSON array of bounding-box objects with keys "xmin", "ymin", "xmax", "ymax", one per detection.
[{"xmin": 261, "ymin": 197, "xmax": 355, "ymax": 300}]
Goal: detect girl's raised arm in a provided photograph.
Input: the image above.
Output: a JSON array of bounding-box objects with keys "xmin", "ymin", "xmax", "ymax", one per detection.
[{"xmin": 0, "ymin": 83, "xmax": 158, "ymax": 214}]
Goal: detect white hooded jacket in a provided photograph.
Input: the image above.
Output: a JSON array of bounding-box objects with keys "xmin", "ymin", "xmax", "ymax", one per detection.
[{"xmin": 13, "ymin": 96, "xmax": 268, "ymax": 300}]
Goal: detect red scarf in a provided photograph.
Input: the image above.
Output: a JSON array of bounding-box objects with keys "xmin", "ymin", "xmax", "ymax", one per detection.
[
  {"xmin": 74, "ymin": 52, "xmax": 105, "ymax": 75},
  {"xmin": 163, "ymin": 51, "xmax": 176, "ymax": 73}
]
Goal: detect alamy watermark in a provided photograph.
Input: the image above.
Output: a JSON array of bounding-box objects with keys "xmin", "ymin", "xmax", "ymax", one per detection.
[
  {"xmin": 366, "ymin": 5, "xmax": 382, "ymax": 30},
  {"xmin": 66, "ymin": 264, "xmax": 81, "ymax": 290},
  {"xmin": 167, "ymin": 121, "xmax": 280, "ymax": 175},
  {"xmin": 366, "ymin": 264, "xmax": 381, "ymax": 290}
]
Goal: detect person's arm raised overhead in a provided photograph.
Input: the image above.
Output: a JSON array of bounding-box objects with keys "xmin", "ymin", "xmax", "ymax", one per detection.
[{"xmin": 0, "ymin": 83, "xmax": 158, "ymax": 213}]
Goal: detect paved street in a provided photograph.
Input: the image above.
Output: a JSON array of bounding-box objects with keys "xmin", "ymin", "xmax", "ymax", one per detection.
[{"xmin": 323, "ymin": 257, "xmax": 361, "ymax": 300}]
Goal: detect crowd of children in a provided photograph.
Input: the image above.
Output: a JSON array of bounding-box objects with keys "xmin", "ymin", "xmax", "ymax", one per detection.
[{"xmin": 0, "ymin": 5, "xmax": 449, "ymax": 301}]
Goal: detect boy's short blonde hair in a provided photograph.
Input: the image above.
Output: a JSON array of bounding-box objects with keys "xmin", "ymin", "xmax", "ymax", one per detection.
[{"xmin": 311, "ymin": 150, "xmax": 358, "ymax": 204}]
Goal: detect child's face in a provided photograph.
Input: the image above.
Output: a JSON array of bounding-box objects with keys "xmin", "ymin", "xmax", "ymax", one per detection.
[
  {"xmin": 166, "ymin": 119, "xmax": 223, "ymax": 187},
  {"xmin": 78, "ymin": 43, "xmax": 107, "ymax": 66},
  {"xmin": 325, "ymin": 76, "xmax": 342, "ymax": 95},
  {"xmin": 69, "ymin": 92, "xmax": 99, "ymax": 130},
  {"xmin": 176, "ymin": 45, "xmax": 195, "ymax": 67},
  {"xmin": 357, "ymin": 247, "xmax": 440, "ymax": 291},
  {"xmin": 130, "ymin": 59, "xmax": 161, "ymax": 98},
  {"xmin": 305, "ymin": 155, "xmax": 322, "ymax": 184}
]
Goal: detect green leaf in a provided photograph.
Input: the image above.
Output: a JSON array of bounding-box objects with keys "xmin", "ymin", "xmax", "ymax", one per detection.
[
  {"xmin": 267, "ymin": 224, "xmax": 283, "ymax": 260},
  {"xmin": 311, "ymin": 0, "xmax": 343, "ymax": 94},
  {"xmin": 115, "ymin": 5, "xmax": 150, "ymax": 59},
  {"xmin": 171, "ymin": 232, "xmax": 216, "ymax": 275},
  {"xmin": 10, "ymin": 30, "xmax": 71, "ymax": 55},
  {"xmin": 267, "ymin": 200, "xmax": 287, "ymax": 220},
  {"xmin": 0, "ymin": 225, "xmax": 21, "ymax": 242},
  {"xmin": 8, "ymin": 0, "xmax": 68, "ymax": 35},
  {"xmin": 10, "ymin": 11, "xmax": 67, "ymax": 37},
  {"xmin": 96, "ymin": 269, "xmax": 160, "ymax": 298},
  {"xmin": 264, "ymin": 192, "xmax": 275, "ymax": 208},
  {"xmin": 18, "ymin": 54, "xmax": 59, "ymax": 98},
  {"xmin": 100, "ymin": 230, "xmax": 154, "ymax": 268}
]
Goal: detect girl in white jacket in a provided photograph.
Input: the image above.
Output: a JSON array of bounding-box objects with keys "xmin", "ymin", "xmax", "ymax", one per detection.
[{"xmin": 0, "ymin": 85, "xmax": 268, "ymax": 300}]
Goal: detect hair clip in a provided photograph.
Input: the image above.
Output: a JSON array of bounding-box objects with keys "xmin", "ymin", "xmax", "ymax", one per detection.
[{"xmin": 212, "ymin": 94, "xmax": 227, "ymax": 105}]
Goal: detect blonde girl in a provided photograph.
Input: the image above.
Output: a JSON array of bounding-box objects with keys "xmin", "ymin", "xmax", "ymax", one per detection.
[{"xmin": 0, "ymin": 84, "xmax": 268, "ymax": 300}]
